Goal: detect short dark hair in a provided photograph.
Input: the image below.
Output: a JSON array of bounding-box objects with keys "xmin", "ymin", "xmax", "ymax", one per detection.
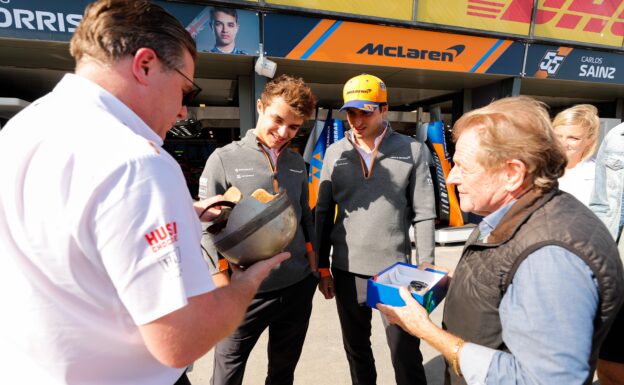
[
  {"xmin": 70, "ymin": 0, "xmax": 196, "ymax": 71},
  {"xmin": 210, "ymin": 7, "xmax": 239, "ymax": 24},
  {"xmin": 261, "ymin": 75, "xmax": 317, "ymax": 119}
]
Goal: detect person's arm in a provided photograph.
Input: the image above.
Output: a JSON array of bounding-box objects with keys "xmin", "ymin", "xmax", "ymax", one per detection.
[
  {"xmin": 413, "ymin": 219, "xmax": 435, "ymax": 264},
  {"xmin": 379, "ymin": 245, "xmax": 599, "ymax": 385},
  {"xmin": 315, "ymin": 152, "xmax": 336, "ymax": 299},
  {"xmin": 475, "ymin": 246, "xmax": 598, "ymax": 385},
  {"xmin": 299, "ymin": 160, "xmax": 318, "ymax": 272},
  {"xmin": 210, "ymin": 268, "xmax": 231, "ymax": 288},
  {"xmin": 589, "ymin": 135, "xmax": 615, "ymax": 237},
  {"xmin": 378, "ymin": 287, "xmax": 465, "ymax": 371},
  {"xmin": 193, "ymin": 198, "xmax": 223, "ymax": 221},
  {"xmin": 198, "ymin": 151, "xmax": 231, "ymax": 279},
  {"xmin": 138, "ymin": 252, "xmax": 289, "ymax": 368},
  {"xmin": 410, "ymin": 142, "xmax": 436, "ymax": 264},
  {"xmin": 195, "ymin": 195, "xmax": 231, "ymax": 286},
  {"xmin": 198, "ymin": 150, "xmax": 229, "ymax": 201},
  {"xmin": 94, "ymin": 156, "xmax": 287, "ymax": 368}
]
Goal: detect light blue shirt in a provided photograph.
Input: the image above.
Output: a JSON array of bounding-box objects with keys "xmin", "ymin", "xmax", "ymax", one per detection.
[
  {"xmin": 620, "ymin": 191, "xmax": 624, "ymax": 232},
  {"xmin": 459, "ymin": 203, "xmax": 599, "ymax": 385}
]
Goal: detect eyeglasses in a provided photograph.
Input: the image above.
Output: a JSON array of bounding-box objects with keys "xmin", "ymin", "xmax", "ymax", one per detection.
[{"xmin": 173, "ymin": 68, "xmax": 202, "ymax": 106}]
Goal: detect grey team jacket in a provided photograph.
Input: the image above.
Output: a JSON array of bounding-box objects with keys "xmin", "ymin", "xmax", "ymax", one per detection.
[
  {"xmin": 198, "ymin": 129, "xmax": 316, "ymax": 293},
  {"xmin": 315, "ymin": 126, "xmax": 436, "ymax": 276}
]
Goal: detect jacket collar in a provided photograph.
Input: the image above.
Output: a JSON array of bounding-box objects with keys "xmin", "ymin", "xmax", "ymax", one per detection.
[
  {"xmin": 54, "ymin": 74, "xmax": 162, "ymax": 145},
  {"xmin": 346, "ymin": 123, "xmax": 395, "ymax": 152},
  {"xmin": 486, "ymin": 188, "xmax": 557, "ymax": 245},
  {"xmin": 241, "ymin": 129, "xmax": 291, "ymax": 153}
]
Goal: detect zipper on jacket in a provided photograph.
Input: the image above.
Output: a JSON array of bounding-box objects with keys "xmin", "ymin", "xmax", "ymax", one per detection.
[
  {"xmin": 347, "ymin": 131, "xmax": 387, "ymax": 180},
  {"xmin": 258, "ymin": 144, "xmax": 280, "ymax": 193}
]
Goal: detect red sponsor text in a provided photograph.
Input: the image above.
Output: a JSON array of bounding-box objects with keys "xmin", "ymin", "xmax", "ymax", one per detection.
[
  {"xmin": 467, "ymin": 0, "xmax": 624, "ymax": 37},
  {"xmin": 145, "ymin": 221, "xmax": 178, "ymax": 253}
]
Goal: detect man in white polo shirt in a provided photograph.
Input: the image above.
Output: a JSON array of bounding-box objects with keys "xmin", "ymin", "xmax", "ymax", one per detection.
[{"xmin": 0, "ymin": 1, "xmax": 287, "ymax": 384}]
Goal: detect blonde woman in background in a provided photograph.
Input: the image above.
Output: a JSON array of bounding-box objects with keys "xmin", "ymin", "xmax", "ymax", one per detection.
[{"xmin": 552, "ymin": 104, "xmax": 600, "ymax": 206}]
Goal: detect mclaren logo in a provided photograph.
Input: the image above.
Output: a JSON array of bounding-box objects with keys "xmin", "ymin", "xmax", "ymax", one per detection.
[{"xmin": 357, "ymin": 43, "xmax": 465, "ymax": 62}]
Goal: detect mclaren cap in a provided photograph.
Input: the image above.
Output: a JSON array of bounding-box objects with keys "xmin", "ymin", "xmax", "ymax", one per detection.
[{"xmin": 340, "ymin": 74, "xmax": 387, "ymax": 112}]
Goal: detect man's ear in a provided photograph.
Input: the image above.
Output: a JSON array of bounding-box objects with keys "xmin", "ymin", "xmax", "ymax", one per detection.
[
  {"xmin": 256, "ymin": 99, "xmax": 263, "ymax": 115},
  {"xmin": 504, "ymin": 159, "xmax": 527, "ymax": 193},
  {"xmin": 379, "ymin": 104, "xmax": 389, "ymax": 119},
  {"xmin": 132, "ymin": 48, "xmax": 158, "ymax": 85}
]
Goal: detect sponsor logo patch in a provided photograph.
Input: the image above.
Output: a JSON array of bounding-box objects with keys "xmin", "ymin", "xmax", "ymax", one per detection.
[
  {"xmin": 158, "ymin": 248, "xmax": 182, "ymax": 277},
  {"xmin": 346, "ymin": 89, "xmax": 372, "ymax": 95},
  {"xmin": 235, "ymin": 167, "xmax": 255, "ymax": 179},
  {"xmin": 145, "ymin": 221, "xmax": 178, "ymax": 253}
]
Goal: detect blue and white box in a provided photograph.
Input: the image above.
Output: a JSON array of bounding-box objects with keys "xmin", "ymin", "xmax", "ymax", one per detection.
[{"xmin": 366, "ymin": 262, "xmax": 449, "ymax": 313}]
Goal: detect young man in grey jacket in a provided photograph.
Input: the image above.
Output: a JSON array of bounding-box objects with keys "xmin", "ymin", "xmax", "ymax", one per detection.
[
  {"xmin": 198, "ymin": 75, "xmax": 318, "ymax": 385},
  {"xmin": 315, "ymin": 74, "xmax": 436, "ymax": 385}
]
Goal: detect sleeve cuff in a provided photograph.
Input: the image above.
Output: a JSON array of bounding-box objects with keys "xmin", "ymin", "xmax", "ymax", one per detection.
[
  {"xmin": 319, "ymin": 268, "xmax": 331, "ymax": 278},
  {"xmin": 459, "ymin": 342, "xmax": 498, "ymax": 385},
  {"xmin": 217, "ymin": 258, "xmax": 229, "ymax": 272}
]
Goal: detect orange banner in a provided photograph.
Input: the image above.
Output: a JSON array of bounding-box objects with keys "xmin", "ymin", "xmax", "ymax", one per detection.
[{"xmin": 286, "ymin": 21, "xmax": 514, "ymax": 74}]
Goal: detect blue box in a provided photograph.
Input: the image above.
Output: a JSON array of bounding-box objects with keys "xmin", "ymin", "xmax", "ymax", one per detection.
[{"xmin": 366, "ymin": 262, "xmax": 449, "ymax": 313}]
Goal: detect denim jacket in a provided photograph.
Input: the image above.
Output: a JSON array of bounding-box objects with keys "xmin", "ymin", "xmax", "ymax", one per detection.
[{"xmin": 590, "ymin": 123, "xmax": 624, "ymax": 240}]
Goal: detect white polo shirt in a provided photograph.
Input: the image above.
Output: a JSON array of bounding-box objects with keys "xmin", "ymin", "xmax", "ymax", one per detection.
[
  {"xmin": 558, "ymin": 157, "xmax": 596, "ymax": 207},
  {"xmin": 0, "ymin": 74, "xmax": 215, "ymax": 384}
]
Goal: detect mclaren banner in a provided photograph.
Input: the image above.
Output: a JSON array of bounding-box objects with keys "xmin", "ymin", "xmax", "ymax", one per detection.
[
  {"xmin": 526, "ymin": 44, "xmax": 624, "ymax": 84},
  {"xmin": 265, "ymin": 14, "xmax": 524, "ymax": 75},
  {"xmin": 417, "ymin": 0, "xmax": 624, "ymax": 48}
]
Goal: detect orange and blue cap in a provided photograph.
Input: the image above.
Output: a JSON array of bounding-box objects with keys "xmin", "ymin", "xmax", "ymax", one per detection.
[{"xmin": 340, "ymin": 74, "xmax": 387, "ymax": 112}]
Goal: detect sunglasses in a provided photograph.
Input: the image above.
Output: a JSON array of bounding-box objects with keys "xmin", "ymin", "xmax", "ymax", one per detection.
[{"xmin": 173, "ymin": 68, "xmax": 202, "ymax": 106}]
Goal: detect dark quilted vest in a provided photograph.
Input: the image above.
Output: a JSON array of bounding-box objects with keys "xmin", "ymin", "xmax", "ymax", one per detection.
[{"xmin": 442, "ymin": 188, "xmax": 624, "ymax": 385}]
